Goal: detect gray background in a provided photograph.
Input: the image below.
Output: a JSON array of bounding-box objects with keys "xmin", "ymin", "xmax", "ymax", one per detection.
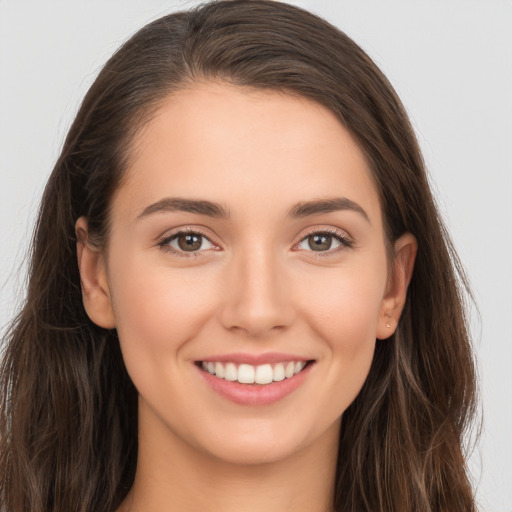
[{"xmin": 1, "ymin": 1, "xmax": 511, "ymax": 510}]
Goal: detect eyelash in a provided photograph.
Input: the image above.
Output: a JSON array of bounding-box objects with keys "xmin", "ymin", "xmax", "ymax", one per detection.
[
  {"xmin": 296, "ymin": 228, "xmax": 354, "ymax": 257},
  {"xmin": 158, "ymin": 227, "xmax": 215, "ymax": 259},
  {"xmin": 157, "ymin": 227, "xmax": 354, "ymax": 259}
]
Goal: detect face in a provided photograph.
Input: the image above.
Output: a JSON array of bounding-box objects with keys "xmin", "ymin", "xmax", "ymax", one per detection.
[{"xmin": 78, "ymin": 82, "xmax": 414, "ymax": 467}]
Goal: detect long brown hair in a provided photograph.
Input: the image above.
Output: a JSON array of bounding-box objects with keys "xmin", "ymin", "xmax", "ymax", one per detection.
[{"xmin": 0, "ymin": 1, "xmax": 477, "ymax": 510}]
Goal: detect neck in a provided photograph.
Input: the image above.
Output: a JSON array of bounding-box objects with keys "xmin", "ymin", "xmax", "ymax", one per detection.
[{"xmin": 118, "ymin": 403, "xmax": 339, "ymax": 512}]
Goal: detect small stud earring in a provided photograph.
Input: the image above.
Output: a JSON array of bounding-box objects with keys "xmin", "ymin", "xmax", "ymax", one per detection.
[{"xmin": 386, "ymin": 322, "xmax": 391, "ymax": 328}]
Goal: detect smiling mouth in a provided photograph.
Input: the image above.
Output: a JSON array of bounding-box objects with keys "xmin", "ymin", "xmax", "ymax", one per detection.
[{"xmin": 197, "ymin": 360, "xmax": 313, "ymax": 385}]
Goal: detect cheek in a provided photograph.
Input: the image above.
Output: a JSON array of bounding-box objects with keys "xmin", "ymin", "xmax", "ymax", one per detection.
[
  {"xmin": 295, "ymin": 259, "xmax": 387, "ymax": 405},
  {"xmin": 299, "ymin": 262, "xmax": 387, "ymax": 346},
  {"xmin": 108, "ymin": 257, "xmax": 217, "ymax": 366}
]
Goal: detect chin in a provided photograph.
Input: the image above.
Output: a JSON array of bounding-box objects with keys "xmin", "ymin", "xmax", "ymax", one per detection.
[
  {"xmin": 189, "ymin": 414, "xmax": 341, "ymax": 467},
  {"xmin": 202, "ymin": 439, "xmax": 306, "ymax": 467}
]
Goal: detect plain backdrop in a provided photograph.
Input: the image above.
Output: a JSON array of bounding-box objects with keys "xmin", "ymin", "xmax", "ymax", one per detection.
[{"xmin": 1, "ymin": 1, "xmax": 511, "ymax": 510}]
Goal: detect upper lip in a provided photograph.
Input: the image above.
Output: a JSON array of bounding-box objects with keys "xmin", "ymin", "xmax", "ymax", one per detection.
[{"xmin": 197, "ymin": 352, "xmax": 313, "ymax": 365}]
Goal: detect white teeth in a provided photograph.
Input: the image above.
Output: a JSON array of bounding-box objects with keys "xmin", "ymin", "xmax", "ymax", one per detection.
[
  {"xmin": 273, "ymin": 363, "xmax": 285, "ymax": 381},
  {"xmin": 294, "ymin": 361, "xmax": 306, "ymax": 373},
  {"xmin": 238, "ymin": 364, "xmax": 255, "ymax": 384},
  {"xmin": 215, "ymin": 362, "xmax": 225, "ymax": 378},
  {"xmin": 224, "ymin": 362, "xmax": 238, "ymax": 382},
  {"xmin": 255, "ymin": 364, "xmax": 273, "ymax": 385},
  {"xmin": 200, "ymin": 360, "xmax": 309, "ymax": 385},
  {"xmin": 285, "ymin": 361, "xmax": 295, "ymax": 378}
]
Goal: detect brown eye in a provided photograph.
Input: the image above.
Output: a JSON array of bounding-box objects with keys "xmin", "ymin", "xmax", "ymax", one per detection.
[
  {"xmin": 307, "ymin": 234, "xmax": 333, "ymax": 251},
  {"xmin": 162, "ymin": 231, "xmax": 215, "ymax": 253},
  {"xmin": 297, "ymin": 230, "xmax": 352, "ymax": 255},
  {"xmin": 177, "ymin": 233, "xmax": 203, "ymax": 251}
]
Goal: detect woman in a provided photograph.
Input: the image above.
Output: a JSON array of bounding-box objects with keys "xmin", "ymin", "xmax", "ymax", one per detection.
[{"xmin": 0, "ymin": 1, "xmax": 477, "ymax": 511}]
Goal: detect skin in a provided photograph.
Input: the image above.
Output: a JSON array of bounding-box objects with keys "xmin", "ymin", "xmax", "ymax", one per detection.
[{"xmin": 76, "ymin": 82, "xmax": 416, "ymax": 512}]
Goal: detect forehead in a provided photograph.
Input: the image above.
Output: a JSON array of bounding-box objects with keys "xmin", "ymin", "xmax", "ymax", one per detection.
[{"xmin": 114, "ymin": 82, "xmax": 382, "ymax": 227}]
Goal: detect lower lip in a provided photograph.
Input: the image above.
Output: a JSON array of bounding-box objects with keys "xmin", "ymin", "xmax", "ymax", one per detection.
[{"xmin": 196, "ymin": 362, "xmax": 314, "ymax": 406}]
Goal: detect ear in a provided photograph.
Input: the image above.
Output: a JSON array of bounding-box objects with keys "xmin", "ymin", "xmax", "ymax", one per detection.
[
  {"xmin": 75, "ymin": 217, "xmax": 116, "ymax": 329},
  {"xmin": 376, "ymin": 233, "xmax": 417, "ymax": 340}
]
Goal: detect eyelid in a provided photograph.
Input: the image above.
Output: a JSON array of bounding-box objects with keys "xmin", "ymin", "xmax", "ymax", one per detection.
[
  {"xmin": 294, "ymin": 226, "xmax": 354, "ymax": 257},
  {"xmin": 157, "ymin": 226, "xmax": 220, "ymax": 257},
  {"xmin": 157, "ymin": 225, "xmax": 354, "ymax": 258}
]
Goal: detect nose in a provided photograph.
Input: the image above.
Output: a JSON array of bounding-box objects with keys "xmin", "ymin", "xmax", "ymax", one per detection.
[{"xmin": 218, "ymin": 246, "xmax": 295, "ymax": 338}]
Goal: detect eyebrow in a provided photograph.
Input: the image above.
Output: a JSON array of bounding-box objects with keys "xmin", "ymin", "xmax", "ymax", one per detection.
[
  {"xmin": 138, "ymin": 198, "xmax": 229, "ymax": 219},
  {"xmin": 286, "ymin": 197, "xmax": 370, "ymax": 223},
  {"xmin": 137, "ymin": 196, "xmax": 370, "ymax": 223}
]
